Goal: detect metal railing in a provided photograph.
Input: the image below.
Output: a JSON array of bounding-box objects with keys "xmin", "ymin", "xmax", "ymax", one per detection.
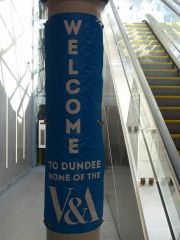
[
  {"xmin": 145, "ymin": 14, "xmax": 180, "ymax": 65},
  {"xmin": 161, "ymin": 0, "xmax": 180, "ymax": 17}
]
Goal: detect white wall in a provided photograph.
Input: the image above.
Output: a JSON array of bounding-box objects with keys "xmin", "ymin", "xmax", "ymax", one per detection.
[{"xmin": 0, "ymin": 0, "xmax": 36, "ymax": 194}]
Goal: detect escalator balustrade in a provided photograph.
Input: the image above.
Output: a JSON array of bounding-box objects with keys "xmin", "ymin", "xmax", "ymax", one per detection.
[{"xmin": 124, "ymin": 22, "xmax": 180, "ymax": 156}]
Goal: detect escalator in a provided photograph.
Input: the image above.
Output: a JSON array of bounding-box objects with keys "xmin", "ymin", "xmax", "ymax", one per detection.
[
  {"xmin": 103, "ymin": 1, "xmax": 180, "ymax": 239},
  {"xmin": 124, "ymin": 22, "xmax": 180, "ymax": 156}
]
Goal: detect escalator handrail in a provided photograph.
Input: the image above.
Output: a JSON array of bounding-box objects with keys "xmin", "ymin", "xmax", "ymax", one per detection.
[
  {"xmin": 145, "ymin": 14, "xmax": 180, "ymax": 69},
  {"xmin": 173, "ymin": 0, "xmax": 180, "ymax": 6},
  {"xmin": 109, "ymin": 0, "xmax": 180, "ymax": 184},
  {"xmin": 161, "ymin": 0, "xmax": 180, "ymax": 17}
]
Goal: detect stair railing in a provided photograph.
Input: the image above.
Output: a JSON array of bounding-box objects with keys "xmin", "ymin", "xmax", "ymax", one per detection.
[
  {"xmin": 161, "ymin": 0, "xmax": 180, "ymax": 17},
  {"xmin": 145, "ymin": 14, "xmax": 180, "ymax": 69}
]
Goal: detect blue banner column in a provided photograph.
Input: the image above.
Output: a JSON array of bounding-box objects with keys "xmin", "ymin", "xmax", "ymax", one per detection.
[{"xmin": 42, "ymin": 1, "xmax": 108, "ymax": 239}]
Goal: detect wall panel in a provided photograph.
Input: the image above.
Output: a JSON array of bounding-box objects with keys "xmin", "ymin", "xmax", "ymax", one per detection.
[
  {"xmin": 0, "ymin": 0, "xmax": 35, "ymax": 194},
  {"xmin": 0, "ymin": 83, "xmax": 6, "ymax": 176}
]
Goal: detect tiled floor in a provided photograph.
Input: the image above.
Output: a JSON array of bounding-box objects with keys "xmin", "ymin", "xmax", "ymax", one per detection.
[{"xmin": 0, "ymin": 167, "xmax": 119, "ymax": 240}]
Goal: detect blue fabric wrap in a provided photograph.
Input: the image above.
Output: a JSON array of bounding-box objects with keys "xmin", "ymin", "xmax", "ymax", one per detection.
[{"xmin": 44, "ymin": 13, "xmax": 104, "ymax": 234}]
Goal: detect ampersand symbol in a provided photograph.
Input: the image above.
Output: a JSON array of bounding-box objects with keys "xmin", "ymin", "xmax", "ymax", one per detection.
[{"xmin": 64, "ymin": 198, "xmax": 87, "ymax": 225}]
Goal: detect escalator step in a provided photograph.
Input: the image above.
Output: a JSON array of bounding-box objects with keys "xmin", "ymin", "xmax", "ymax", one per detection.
[
  {"xmin": 138, "ymin": 56, "xmax": 169, "ymax": 62},
  {"xmin": 155, "ymin": 95, "xmax": 180, "ymax": 98},
  {"xmin": 160, "ymin": 107, "xmax": 180, "ymax": 110},
  {"xmin": 126, "ymin": 28, "xmax": 154, "ymax": 33},
  {"xmin": 125, "ymin": 27, "xmax": 150, "ymax": 34},
  {"xmin": 150, "ymin": 85, "xmax": 180, "ymax": 95},
  {"xmin": 165, "ymin": 120, "xmax": 180, "ymax": 134},
  {"xmin": 171, "ymin": 134, "xmax": 180, "ymax": 150},
  {"xmin": 128, "ymin": 36, "xmax": 156, "ymax": 40},
  {"xmin": 133, "ymin": 43, "xmax": 161, "ymax": 46},
  {"xmin": 131, "ymin": 39, "xmax": 158, "ymax": 41},
  {"xmin": 160, "ymin": 107, "xmax": 180, "ymax": 120},
  {"xmin": 133, "ymin": 44, "xmax": 163, "ymax": 50},
  {"xmin": 140, "ymin": 62, "xmax": 173, "ymax": 69},
  {"xmin": 124, "ymin": 23, "xmax": 147, "ymax": 26},
  {"xmin": 124, "ymin": 24, "xmax": 148, "ymax": 27},
  {"xmin": 165, "ymin": 120, "xmax": 180, "ymax": 123},
  {"xmin": 147, "ymin": 77, "xmax": 180, "ymax": 85},
  {"xmin": 131, "ymin": 40, "xmax": 159, "ymax": 44},
  {"xmin": 127, "ymin": 32, "xmax": 153, "ymax": 36},
  {"xmin": 135, "ymin": 50, "xmax": 166, "ymax": 56},
  {"xmin": 171, "ymin": 134, "xmax": 180, "ymax": 139},
  {"xmin": 155, "ymin": 96, "xmax": 180, "ymax": 106},
  {"xmin": 143, "ymin": 69, "xmax": 178, "ymax": 77},
  {"xmin": 124, "ymin": 25, "xmax": 148, "ymax": 27},
  {"xmin": 126, "ymin": 31, "xmax": 154, "ymax": 34}
]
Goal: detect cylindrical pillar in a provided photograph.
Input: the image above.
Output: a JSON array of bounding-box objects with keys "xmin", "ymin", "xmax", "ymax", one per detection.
[{"xmin": 42, "ymin": 0, "xmax": 108, "ymax": 239}]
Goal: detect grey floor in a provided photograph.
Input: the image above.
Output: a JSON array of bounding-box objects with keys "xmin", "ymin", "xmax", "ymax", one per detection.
[{"xmin": 0, "ymin": 167, "xmax": 119, "ymax": 240}]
